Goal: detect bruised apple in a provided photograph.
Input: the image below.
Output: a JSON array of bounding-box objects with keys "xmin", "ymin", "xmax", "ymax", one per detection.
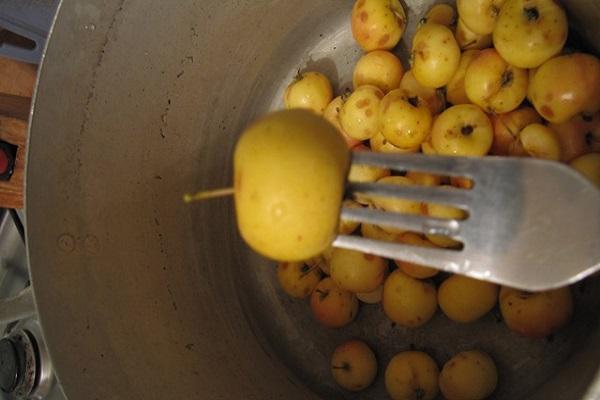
[
  {"xmin": 353, "ymin": 50, "xmax": 405, "ymax": 93},
  {"xmin": 431, "ymin": 104, "xmax": 493, "ymax": 156},
  {"xmin": 464, "ymin": 48, "xmax": 528, "ymax": 114},
  {"xmin": 323, "ymin": 96, "xmax": 363, "ymax": 148},
  {"xmin": 491, "ymin": 107, "xmax": 541, "ymax": 156},
  {"xmin": 412, "ymin": 23, "xmax": 461, "ymax": 89},
  {"xmin": 331, "ymin": 340, "xmax": 378, "ymax": 391},
  {"xmin": 380, "ymin": 89, "xmax": 433, "ymax": 149},
  {"xmin": 457, "ymin": 0, "xmax": 506, "ymax": 35},
  {"xmin": 493, "ymin": 0, "xmax": 568, "ymax": 68},
  {"xmin": 311, "ymin": 277, "xmax": 359, "ymax": 328},
  {"xmin": 529, "ymin": 53, "xmax": 600, "ymax": 124},
  {"xmin": 284, "ymin": 72, "xmax": 333, "ymax": 114},
  {"xmin": 340, "ymin": 85, "xmax": 385, "ymax": 140},
  {"xmin": 352, "ymin": 0, "xmax": 407, "ymax": 51},
  {"xmin": 399, "ymin": 70, "xmax": 446, "ymax": 115},
  {"xmin": 446, "ymin": 49, "xmax": 481, "ymax": 105},
  {"xmin": 550, "ymin": 112, "xmax": 600, "ymax": 162}
]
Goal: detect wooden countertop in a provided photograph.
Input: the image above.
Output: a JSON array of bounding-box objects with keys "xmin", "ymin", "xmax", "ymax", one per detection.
[{"xmin": 0, "ymin": 57, "xmax": 37, "ymax": 209}]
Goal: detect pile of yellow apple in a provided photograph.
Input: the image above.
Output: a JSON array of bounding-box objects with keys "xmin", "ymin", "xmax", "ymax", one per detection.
[{"xmin": 267, "ymin": 0, "xmax": 600, "ymax": 398}]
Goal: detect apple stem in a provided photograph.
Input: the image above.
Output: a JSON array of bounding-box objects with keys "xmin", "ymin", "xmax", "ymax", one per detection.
[
  {"xmin": 183, "ymin": 187, "xmax": 234, "ymax": 203},
  {"xmin": 300, "ymin": 264, "xmax": 321, "ymax": 278}
]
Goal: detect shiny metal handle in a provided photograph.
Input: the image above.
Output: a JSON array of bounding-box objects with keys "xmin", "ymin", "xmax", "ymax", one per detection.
[{"xmin": 0, "ymin": 285, "xmax": 35, "ymax": 324}]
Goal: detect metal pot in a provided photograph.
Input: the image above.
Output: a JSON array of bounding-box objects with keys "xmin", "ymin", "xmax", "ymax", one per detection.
[{"xmin": 25, "ymin": 0, "xmax": 600, "ymax": 399}]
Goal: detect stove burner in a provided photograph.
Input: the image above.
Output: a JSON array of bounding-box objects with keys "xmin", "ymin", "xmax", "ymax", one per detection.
[
  {"xmin": 0, "ymin": 337, "xmax": 19, "ymax": 393},
  {"xmin": 0, "ymin": 320, "xmax": 55, "ymax": 399},
  {"xmin": 0, "ymin": 141, "xmax": 17, "ymax": 181}
]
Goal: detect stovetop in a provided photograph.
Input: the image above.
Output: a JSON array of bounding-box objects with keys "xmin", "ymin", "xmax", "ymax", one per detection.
[{"xmin": 0, "ymin": 209, "xmax": 66, "ymax": 400}]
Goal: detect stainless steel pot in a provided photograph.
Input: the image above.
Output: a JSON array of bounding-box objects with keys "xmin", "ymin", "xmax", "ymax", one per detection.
[{"xmin": 25, "ymin": 0, "xmax": 600, "ymax": 399}]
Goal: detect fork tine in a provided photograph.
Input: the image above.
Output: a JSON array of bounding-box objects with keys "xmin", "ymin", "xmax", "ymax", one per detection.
[
  {"xmin": 340, "ymin": 206, "xmax": 462, "ymax": 237},
  {"xmin": 333, "ymin": 235, "xmax": 465, "ymax": 273},
  {"xmin": 352, "ymin": 151, "xmax": 479, "ymax": 177},
  {"xmin": 348, "ymin": 181, "xmax": 474, "ymax": 208}
]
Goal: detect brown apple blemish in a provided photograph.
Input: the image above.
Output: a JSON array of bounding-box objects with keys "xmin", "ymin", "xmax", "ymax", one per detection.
[
  {"xmin": 379, "ymin": 34, "xmax": 391, "ymax": 46},
  {"xmin": 541, "ymin": 105, "xmax": 554, "ymax": 118},
  {"xmin": 501, "ymin": 70, "xmax": 514, "ymax": 87},
  {"xmin": 357, "ymin": 98, "xmax": 371, "ymax": 109}
]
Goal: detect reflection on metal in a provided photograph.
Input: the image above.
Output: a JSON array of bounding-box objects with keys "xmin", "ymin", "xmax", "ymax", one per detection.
[
  {"xmin": 0, "ymin": 286, "xmax": 34, "ymax": 325},
  {"xmin": 0, "ymin": 0, "xmax": 60, "ymax": 64}
]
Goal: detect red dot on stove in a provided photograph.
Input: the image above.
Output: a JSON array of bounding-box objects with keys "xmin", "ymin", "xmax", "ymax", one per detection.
[{"xmin": 0, "ymin": 148, "xmax": 9, "ymax": 174}]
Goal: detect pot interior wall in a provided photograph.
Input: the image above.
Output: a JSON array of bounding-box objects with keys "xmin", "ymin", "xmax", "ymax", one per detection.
[{"xmin": 26, "ymin": 1, "xmax": 600, "ymax": 399}]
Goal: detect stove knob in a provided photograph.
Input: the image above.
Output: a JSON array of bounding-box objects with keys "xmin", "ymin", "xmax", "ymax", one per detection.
[
  {"xmin": 0, "ymin": 141, "xmax": 17, "ymax": 181},
  {"xmin": 0, "ymin": 337, "xmax": 20, "ymax": 393}
]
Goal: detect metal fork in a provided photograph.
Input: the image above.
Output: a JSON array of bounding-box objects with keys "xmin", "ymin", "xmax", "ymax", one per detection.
[{"xmin": 334, "ymin": 151, "xmax": 600, "ymax": 292}]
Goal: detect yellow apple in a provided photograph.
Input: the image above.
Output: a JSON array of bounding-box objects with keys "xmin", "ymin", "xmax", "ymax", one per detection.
[
  {"xmin": 353, "ymin": 50, "xmax": 405, "ymax": 93},
  {"xmin": 421, "ymin": 3, "xmax": 456, "ymax": 27},
  {"xmin": 348, "ymin": 145, "xmax": 391, "ymax": 205},
  {"xmin": 323, "ymin": 96, "xmax": 363, "ymax": 148},
  {"xmin": 519, "ymin": 123, "xmax": 562, "ymax": 160},
  {"xmin": 357, "ymin": 283, "xmax": 385, "ymax": 304},
  {"xmin": 361, "ymin": 222, "xmax": 403, "ymax": 242},
  {"xmin": 348, "ymin": 151, "xmax": 391, "ymax": 183},
  {"xmin": 450, "ymin": 176, "xmax": 474, "ymax": 189},
  {"xmin": 380, "ymin": 89, "xmax": 433, "ymax": 149},
  {"xmin": 439, "ymin": 350, "xmax": 498, "ymax": 400},
  {"xmin": 499, "ymin": 286, "xmax": 573, "ymax": 338},
  {"xmin": 385, "ymin": 351, "xmax": 440, "ymax": 400},
  {"xmin": 277, "ymin": 261, "xmax": 322, "ymax": 298},
  {"xmin": 457, "ymin": 0, "xmax": 506, "ymax": 35},
  {"xmin": 310, "ymin": 277, "xmax": 359, "ymax": 328},
  {"xmin": 570, "ymin": 153, "xmax": 600, "ymax": 187},
  {"xmin": 455, "ymin": 18, "xmax": 492, "ymax": 50},
  {"xmin": 284, "ymin": 71, "xmax": 333, "ymax": 114},
  {"xmin": 423, "ymin": 187, "xmax": 467, "ymax": 248},
  {"xmin": 431, "ymin": 104, "xmax": 494, "ymax": 156},
  {"xmin": 399, "ymin": 70, "xmax": 446, "ymax": 115},
  {"xmin": 351, "ymin": 0, "xmax": 407, "ymax": 51},
  {"xmin": 405, "ymin": 171, "xmax": 443, "ymax": 187},
  {"xmin": 340, "ymin": 85, "xmax": 385, "ymax": 140},
  {"xmin": 330, "ymin": 248, "xmax": 388, "ymax": 293},
  {"xmin": 551, "ymin": 112, "xmax": 600, "ymax": 162},
  {"xmin": 331, "ymin": 340, "xmax": 378, "ymax": 392},
  {"xmin": 438, "ymin": 275, "xmax": 499, "ymax": 323},
  {"xmin": 446, "ymin": 49, "xmax": 481, "ymax": 105},
  {"xmin": 464, "ymin": 48, "xmax": 528, "ymax": 114},
  {"xmin": 383, "ymin": 270, "xmax": 438, "ymax": 328},
  {"xmin": 394, "ymin": 232, "xmax": 439, "ymax": 279},
  {"xmin": 493, "ymin": 0, "xmax": 568, "ymax": 68},
  {"xmin": 338, "ymin": 199, "xmax": 362, "ymax": 235},
  {"xmin": 369, "ymin": 176, "xmax": 423, "ymax": 225},
  {"xmin": 529, "ymin": 53, "xmax": 600, "ymax": 123},
  {"xmin": 234, "ymin": 110, "xmax": 349, "ymax": 262},
  {"xmin": 491, "ymin": 107, "xmax": 541, "ymax": 156},
  {"xmin": 412, "ymin": 23, "xmax": 461, "ymax": 88},
  {"xmin": 370, "ymin": 131, "xmax": 420, "ymax": 154}
]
